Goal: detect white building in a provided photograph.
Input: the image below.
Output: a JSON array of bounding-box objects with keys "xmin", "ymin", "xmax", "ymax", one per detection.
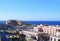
[
  {"xmin": 34, "ymin": 24, "xmax": 60, "ymax": 36},
  {"xmin": 50, "ymin": 30, "xmax": 60, "ymax": 41},
  {"xmin": 34, "ymin": 24, "xmax": 60, "ymax": 41}
]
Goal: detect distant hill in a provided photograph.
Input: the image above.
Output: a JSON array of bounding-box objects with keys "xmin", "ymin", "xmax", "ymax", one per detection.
[
  {"xmin": 0, "ymin": 20, "xmax": 36, "ymax": 30},
  {"xmin": 6, "ymin": 20, "xmax": 33, "ymax": 27}
]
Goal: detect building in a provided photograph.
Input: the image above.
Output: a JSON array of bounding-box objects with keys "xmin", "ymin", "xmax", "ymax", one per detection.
[
  {"xmin": 50, "ymin": 31, "xmax": 60, "ymax": 41},
  {"xmin": 34, "ymin": 24, "xmax": 60, "ymax": 36},
  {"xmin": 21, "ymin": 30, "xmax": 49, "ymax": 41}
]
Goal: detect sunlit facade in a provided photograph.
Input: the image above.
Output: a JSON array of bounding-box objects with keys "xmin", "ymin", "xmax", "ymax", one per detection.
[{"xmin": 34, "ymin": 24, "xmax": 60, "ymax": 36}]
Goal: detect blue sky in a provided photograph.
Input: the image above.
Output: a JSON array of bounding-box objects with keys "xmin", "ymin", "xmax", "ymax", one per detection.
[{"xmin": 0, "ymin": 0, "xmax": 60, "ymax": 21}]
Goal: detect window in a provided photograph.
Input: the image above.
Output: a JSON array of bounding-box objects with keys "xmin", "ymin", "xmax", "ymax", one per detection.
[
  {"xmin": 58, "ymin": 39, "xmax": 60, "ymax": 41},
  {"xmin": 51, "ymin": 38, "xmax": 52, "ymax": 41}
]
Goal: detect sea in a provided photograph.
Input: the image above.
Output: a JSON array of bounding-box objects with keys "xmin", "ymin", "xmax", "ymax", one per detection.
[
  {"xmin": 23, "ymin": 21, "xmax": 60, "ymax": 25},
  {"xmin": 0, "ymin": 21, "xmax": 60, "ymax": 41},
  {"xmin": 0, "ymin": 21, "xmax": 60, "ymax": 25}
]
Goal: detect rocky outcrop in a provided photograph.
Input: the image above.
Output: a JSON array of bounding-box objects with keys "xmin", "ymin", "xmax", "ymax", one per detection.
[
  {"xmin": 6, "ymin": 20, "xmax": 36, "ymax": 30},
  {"xmin": 6, "ymin": 20, "xmax": 25, "ymax": 27}
]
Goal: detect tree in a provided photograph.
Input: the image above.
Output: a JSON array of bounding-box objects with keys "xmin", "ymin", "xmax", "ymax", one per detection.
[
  {"xmin": 19, "ymin": 34, "xmax": 26, "ymax": 41},
  {"xmin": 37, "ymin": 33, "xmax": 49, "ymax": 41}
]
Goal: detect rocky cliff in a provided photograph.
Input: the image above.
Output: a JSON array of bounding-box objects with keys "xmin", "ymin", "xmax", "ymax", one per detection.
[
  {"xmin": 6, "ymin": 20, "xmax": 36, "ymax": 30},
  {"xmin": 6, "ymin": 20, "xmax": 25, "ymax": 27}
]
